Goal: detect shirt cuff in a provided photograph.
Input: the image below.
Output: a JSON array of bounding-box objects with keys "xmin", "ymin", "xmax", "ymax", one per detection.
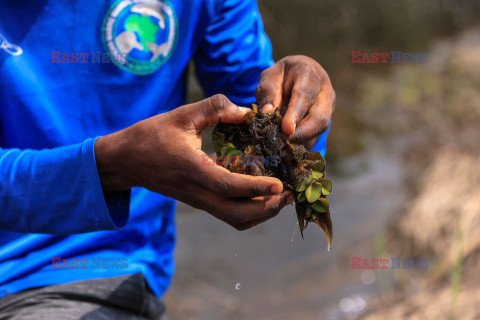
[{"xmin": 81, "ymin": 137, "xmax": 130, "ymax": 230}]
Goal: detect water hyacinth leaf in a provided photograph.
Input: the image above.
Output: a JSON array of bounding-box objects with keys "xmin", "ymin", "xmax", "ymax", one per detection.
[
  {"xmin": 212, "ymin": 103, "xmax": 333, "ymax": 249},
  {"xmin": 311, "ymin": 159, "xmax": 326, "ymax": 174},
  {"xmin": 296, "ymin": 176, "xmax": 312, "ymax": 192},
  {"xmin": 318, "ymin": 198, "xmax": 330, "ymax": 210},
  {"xmin": 297, "ymin": 192, "xmax": 306, "ymax": 203},
  {"xmin": 305, "ymin": 184, "xmax": 313, "ymax": 202},
  {"xmin": 295, "ymin": 202, "xmax": 308, "ymax": 239},
  {"xmin": 305, "ymin": 206, "xmax": 312, "ymax": 218},
  {"xmin": 221, "ymin": 143, "xmax": 236, "ymax": 156},
  {"xmin": 306, "ymin": 181, "xmax": 322, "ymax": 203},
  {"xmin": 321, "ymin": 179, "xmax": 332, "ymax": 195},
  {"xmin": 212, "ymin": 130, "xmax": 226, "ymax": 154},
  {"xmin": 314, "ymin": 210, "xmax": 333, "ymax": 251},
  {"xmin": 227, "ymin": 150, "xmax": 242, "ymax": 157},
  {"xmin": 312, "ymin": 200, "xmax": 326, "ymax": 212},
  {"xmin": 311, "ymin": 170, "xmax": 323, "ymax": 179},
  {"xmin": 306, "ymin": 151, "xmax": 322, "ymax": 161}
]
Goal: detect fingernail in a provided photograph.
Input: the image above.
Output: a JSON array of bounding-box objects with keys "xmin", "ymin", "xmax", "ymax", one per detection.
[
  {"xmin": 271, "ymin": 184, "xmax": 283, "ymax": 194},
  {"xmin": 262, "ymin": 103, "xmax": 275, "ymax": 113}
]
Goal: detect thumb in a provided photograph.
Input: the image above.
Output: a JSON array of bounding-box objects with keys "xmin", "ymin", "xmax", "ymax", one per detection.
[{"xmin": 179, "ymin": 94, "xmax": 251, "ymax": 132}]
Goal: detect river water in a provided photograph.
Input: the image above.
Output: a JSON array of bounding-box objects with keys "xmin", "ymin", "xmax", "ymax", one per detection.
[{"xmin": 164, "ymin": 142, "xmax": 406, "ymax": 320}]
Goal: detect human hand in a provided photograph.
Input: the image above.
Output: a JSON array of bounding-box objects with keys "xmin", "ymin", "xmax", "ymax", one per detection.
[
  {"xmin": 255, "ymin": 55, "xmax": 335, "ymax": 147},
  {"xmin": 95, "ymin": 95, "xmax": 295, "ymax": 230}
]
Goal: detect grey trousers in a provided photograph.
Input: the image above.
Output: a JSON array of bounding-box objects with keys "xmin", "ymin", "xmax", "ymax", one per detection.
[{"xmin": 0, "ymin": 273, "xmax": 165, "ymax": 320}]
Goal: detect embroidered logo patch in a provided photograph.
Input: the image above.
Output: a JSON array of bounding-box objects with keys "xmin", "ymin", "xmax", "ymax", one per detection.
[{"xmin": 102, "ymin": 0, "xmax": 178, "ymax": 75}]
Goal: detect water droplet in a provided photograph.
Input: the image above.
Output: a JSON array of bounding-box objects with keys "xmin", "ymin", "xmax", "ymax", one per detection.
[
  {"xmin": 339, "ymin": 296, "xmax": 366, "ymax": 314},
  {"xmin": 291, "ymin": 225, "xmax": 297, "ymax": 242},
  {"xmin": 352, "ymin": 297, "xmax": 366, "ymax": 313},
  {"xmin": 235, "ymin": 283, "xmax": 241, "ymax": 290},
  {"xmin": 328, "ymin": 246, "xmax": 333, "ymax": 252},
  {"xmin": 234, "ymin": 253, "xmax": 238, "ymax": 257},
  {"xmin": 339, "ymin": 297, "xmax": 354, "ymax": 313},
  {"xmin": 361, "ymin": 270, "xmax": 376, "ymax": 285}
]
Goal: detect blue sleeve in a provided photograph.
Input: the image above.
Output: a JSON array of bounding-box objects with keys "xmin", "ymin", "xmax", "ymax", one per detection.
[
  {"xmin": 194, "ymin": 0, "xmax": 274, "ymax": 105},
  {"xmin": 0, "ymin": 138, "xmax": 130, "ymax": 234},
  {"xmin": 310, "ymin": 125, "xmax": 331, "ymax": 157}
]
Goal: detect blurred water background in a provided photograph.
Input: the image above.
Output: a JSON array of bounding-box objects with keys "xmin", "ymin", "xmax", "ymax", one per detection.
[{"xmin": 164, "ymin": 1, "xmax": 480, "ymax": 319}]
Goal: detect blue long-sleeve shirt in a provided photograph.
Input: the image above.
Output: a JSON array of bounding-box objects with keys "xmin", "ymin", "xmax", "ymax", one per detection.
[{"xmin": 0, "ymin": 0, "xmax": 328, "ymax": 298}]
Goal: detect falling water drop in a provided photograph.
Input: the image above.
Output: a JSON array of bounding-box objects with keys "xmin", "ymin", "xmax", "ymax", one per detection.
[
  {"xmin": 235, "ymin": 283, "xmax": 241, "ymax": 290},
  {"xmin": 291, "ymin": 222, "xmax": 298, "ymax": 242},
  {"xmin": 328, "ymin": 246, "xmax": 333, "ymax": 252}
]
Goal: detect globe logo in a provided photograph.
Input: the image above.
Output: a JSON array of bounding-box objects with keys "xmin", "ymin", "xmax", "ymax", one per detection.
[{"xmin": 103, "ymin": 0, "xmax": 178, "ymax": 75}]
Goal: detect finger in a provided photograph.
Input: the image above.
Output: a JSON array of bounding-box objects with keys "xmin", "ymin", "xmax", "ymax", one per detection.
[
  {"xmin": 179, "ymin": 94, "xmax": 251, "ymax": 132},
  {"xmin": 234, "ymin": 190, "xmax": 295, "ymax": 225},
  {"xmin": 288, "ymin": 88, "xmax": 334, "ymax": 143},
  {"xmin": 282, "ymin": 77, "xmax": 321, "ymax": 136},
  {"xmin": 188, "ymin": 188, "xmax": 295, "ymax": 230},
  {"xmin": 234, "ymin": 191, "xmax": 295, "ymax": 230},
  {"xmin": 190, "ymin": 149, "xmax": 284, "ymax": 198},
  {"xmin": 255, "ymin": 63, "xmax": 285, "ymax": 113}
]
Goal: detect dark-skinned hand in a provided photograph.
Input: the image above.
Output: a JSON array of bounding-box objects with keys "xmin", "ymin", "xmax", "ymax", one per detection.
[
  {"xmin": 95, "ymin": 94, "xmax": 295, "ymax": 230},
  {"xmin": 255, "ymin": 55, "xmax": 335, "ymax": 148}
]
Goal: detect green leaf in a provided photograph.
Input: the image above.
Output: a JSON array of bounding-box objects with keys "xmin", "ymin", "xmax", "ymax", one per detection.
[
  {"xmin": 296, "ymin": 176, "xmax": 312, "ymax": 192},
  {"xmin": 312, "ymin": 198, "xmax": 328, "ymax": 212},
  {"xmin": 220, "ymin": 143, "xmax": 236, "ymax": 156},
  {"xmin": 306, "ymin": 151, "xmax": 322, "ymax": 161},
  {"xmin": 227, "ymin": 150, "xmax": 242, "ymax": 157},
  {"xmin": 319, "ymin": 198, "xmax": 330, "ymax": 210},
  {"xmin": 321, "ymin": 179, "xmax": 332, "ymax": 195},
  {"xmin": 306, "ymin": 181, "xmax": 322, "ymax": 203},
  {"xmin": 305, "ymin": 206, "xmax": 312, "ymax": 218},
  {"xmin": 318, "ymin": 198, "xmax": 330, "ymax": 210},
  {"xmin": 311, "ymin": 170, "xmax": 323, "ymax": 179},
  {"xmin": 297, "ymin": 192, "xmax": 306, "ymax": 203},
  {"xmin": 311, "ymin": 159, "xmax": 326, "ymax": 174}
]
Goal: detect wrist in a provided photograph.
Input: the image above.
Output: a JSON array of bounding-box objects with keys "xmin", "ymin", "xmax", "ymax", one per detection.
[{"xmin": 94, "ymin": 131, "xmax": 134, "ymax": 192}]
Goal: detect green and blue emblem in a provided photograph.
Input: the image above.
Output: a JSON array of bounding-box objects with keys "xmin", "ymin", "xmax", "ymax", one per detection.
[{"xmin": 102, "ymin": 0, "xmax": 178, "ymax": 75}]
